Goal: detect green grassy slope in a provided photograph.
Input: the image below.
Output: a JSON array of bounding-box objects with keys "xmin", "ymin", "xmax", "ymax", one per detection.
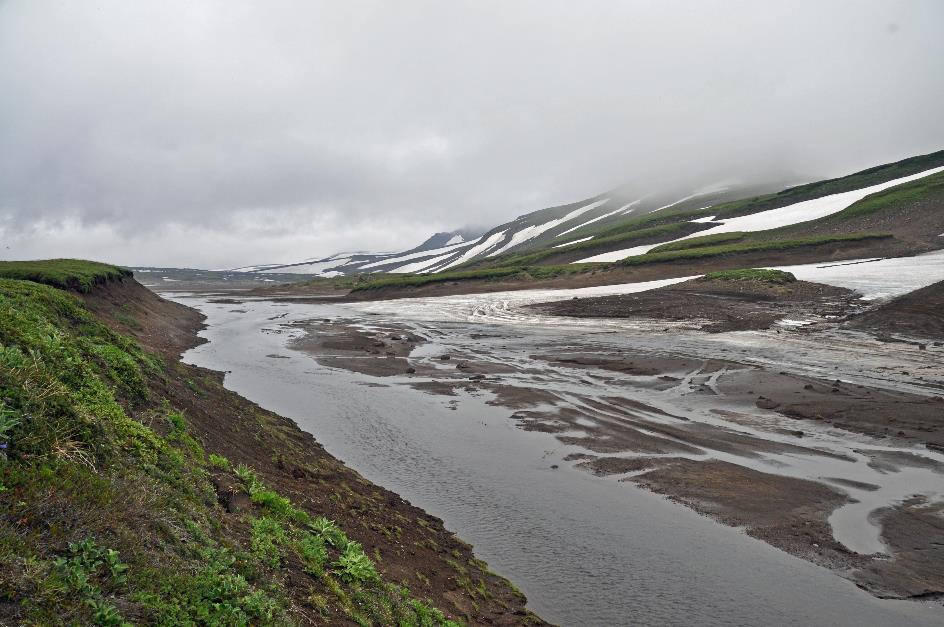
[
  {"xmin": 622, "ymin": 233, "xmax": 891, "ymax": 266},
  {"xmin": 703, "ymin": 149, "xmax": 944, "ymax": 220},
  {"xmin": 0, "ymin": 259, "xmax": 131, "ymax": 292},
  {"xmin": 0, "ymin": 266, "xmax": 466, "ymax": 625}
]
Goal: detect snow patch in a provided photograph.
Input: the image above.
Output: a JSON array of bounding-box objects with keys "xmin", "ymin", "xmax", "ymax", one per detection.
[
  {"xmin": 260, "ymin": 258, "xmax": 353, "ymax": 275},
  {"xmin": 554, "ymin": 236, "xmax": 593, "ymax": 247},
  {"xmin": 486, "ymin": 199, "xmax": 609, "ymax": 258},
  {"xmin": 359, "ymin": 240, "xmax": 468, "ymax": 270},
  {"xmin": 558, "ymin": 202, "xmax": 634, "ymax": 237},
  {"xmin": 772, "ymin": 249, "xmax": 944, "ymax": 301},
  {"xmin": 389, "ymin": 249, "xmax": 464, "ymax": 274},
  {"xmin": 438, "ymin": 230, "xmax": 508, "ymax": 271}
]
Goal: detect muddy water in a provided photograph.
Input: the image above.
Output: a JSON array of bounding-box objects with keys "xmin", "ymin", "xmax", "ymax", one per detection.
[{"xmin": 177, "ymin": 295, "xmax": 943, "ymax": 626}]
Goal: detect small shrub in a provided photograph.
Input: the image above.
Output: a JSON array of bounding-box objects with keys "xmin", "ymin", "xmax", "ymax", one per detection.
[
  {"xmin": 296, "ymin": 533, "xmax": 328, "ymax": 576},
  {"xmin": 207, "ymin": 453, "xmax": 230, "ymax": 470},
  {"xmin": 309, "ymin": 517, "xmax": 349, "ymax": 548},
  {"xmin": 335, "ymin": 541, "xmax": 379, "ymax": 584},
  {"xmin": 250, "ymin": 517, "xmax": 288, "ymax": 568},
  {"xmin": 701, "ymin": 268, "xmax": 796, "ymax": 284}
]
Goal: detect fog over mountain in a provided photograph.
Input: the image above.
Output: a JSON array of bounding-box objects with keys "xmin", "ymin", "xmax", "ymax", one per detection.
[{"xmin": 1, "ymin": 0, "xmax": 942, "ymax": 268}]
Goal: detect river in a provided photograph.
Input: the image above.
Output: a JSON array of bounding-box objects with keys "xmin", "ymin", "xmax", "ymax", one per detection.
[{"xmin": 174, "ymin": 281, "xmax": 944, "ymax": 626}]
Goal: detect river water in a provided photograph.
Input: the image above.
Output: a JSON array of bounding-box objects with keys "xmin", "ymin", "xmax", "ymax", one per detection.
[{"xmin": 175, "ymin": 285, "xmax": 944, "ymax": 627}]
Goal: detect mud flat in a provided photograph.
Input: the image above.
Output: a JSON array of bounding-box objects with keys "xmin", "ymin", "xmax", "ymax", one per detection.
[{"xmin": 527, "ymin": 275, "xmax": 863, "ymax": 332}]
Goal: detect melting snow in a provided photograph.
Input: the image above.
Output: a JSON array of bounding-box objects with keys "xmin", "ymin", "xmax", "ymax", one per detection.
[
  {"xmin": 558, "ymin": 202, "xmax": 633, "ymax": 237},
  {"xmin": 260, "ymin": 258, "xmax": 353, "ymax": 275},
  {"xmin": 390, "ymin": 249, "xmax": 464, "ymax": 274},
  {"xmin": 575, "ymin": 165, "xmax": 944, "ymax": 263},
  {"xmin": 772, "ymin": 249, "xmax": 944, "ymax": 301},
  {"xmin": 554, "ymin": 236, "xmax": 593, "ymax": 247},
  {"xmin": 438, "ymin": 230, "xmax": 508, "ymax": 271},
  {"xmin": 486, "ymin": 199, "xmax": 610, "ymax": 258},
  {"xmin": 359, "ymin": 240, "xmax": 468, "ymax": 270}
]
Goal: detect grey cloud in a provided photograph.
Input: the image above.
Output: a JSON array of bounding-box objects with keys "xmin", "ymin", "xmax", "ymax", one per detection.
[{"xmin": 1, "ymin": 0, "xmax": 942, "ymax": 266}]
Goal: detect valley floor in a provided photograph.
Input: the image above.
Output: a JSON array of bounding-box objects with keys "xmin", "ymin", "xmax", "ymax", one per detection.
[{"xmin": 166, "ymin": 253, "xmax": 944, "ymax": 625}]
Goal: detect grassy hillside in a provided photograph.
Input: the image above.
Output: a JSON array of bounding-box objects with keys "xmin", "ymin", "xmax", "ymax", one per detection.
[
  {"xmin": 620, "ymin": 233, "xmax": 891, "ymax": 266},
  {"xmin": 0, "ymin": 259, "xmax": 131, "ymax": 292},
  {"xmin": 703, "ymin": 149, "xmax": 944, "ymax": 220},
  {"xmin": 816, "ymin": 169, "xmax": 944, "ymax": 224},
  {"xmin": 0, "ymin": 263, "xmax": 537, "ymax": 625}
]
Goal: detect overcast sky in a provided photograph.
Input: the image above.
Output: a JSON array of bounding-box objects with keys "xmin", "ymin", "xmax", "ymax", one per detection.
[{"xmin": 1, "ymin": 1, "xmax": 942, "ymax": 268}]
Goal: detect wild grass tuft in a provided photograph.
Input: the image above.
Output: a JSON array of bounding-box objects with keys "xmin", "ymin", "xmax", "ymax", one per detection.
[{"xmin": 701, "ymin": 268, "xmax": 796, "ymax": 284}]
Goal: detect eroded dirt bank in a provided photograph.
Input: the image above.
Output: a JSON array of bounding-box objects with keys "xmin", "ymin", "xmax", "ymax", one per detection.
[
  {"xmin": 84, "ymin": 279, "xmax": 544, "ymax": 625},
  {"xmin": 279, "ymin": 309, "xmax": 944, "ymax": 604}
]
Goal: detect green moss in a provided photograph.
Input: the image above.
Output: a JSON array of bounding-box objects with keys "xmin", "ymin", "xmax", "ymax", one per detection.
[{"xmin": 0, "ymin": 259, "xmax": 131, "ymax": 292}]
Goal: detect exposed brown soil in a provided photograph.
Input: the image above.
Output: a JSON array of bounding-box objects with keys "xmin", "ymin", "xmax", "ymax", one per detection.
[
  {"xmin": 846, "ymin": 279, "xmax": 944, "ymax": 341},
  {"xmin": 528, "ymin": 277, "xmax": 862, "ymax": 332},
  {"xmin": 82, "ymin": 278, "xmax": 544, "ymax": 626}
]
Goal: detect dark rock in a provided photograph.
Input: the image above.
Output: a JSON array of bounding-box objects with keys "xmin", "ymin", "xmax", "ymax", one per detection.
[
  {"xmin": 406, "ymin": 367, "xmax": 416, "ymax": 374},
  {"xmin": 756, "ymin": 397, "xmax": 780, "ymax": 410}
]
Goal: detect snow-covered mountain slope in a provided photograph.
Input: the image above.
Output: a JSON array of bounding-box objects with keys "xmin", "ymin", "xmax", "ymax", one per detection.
[
  {"xmin": 575, "ymin": 164, "xmax": 944, "ymax": 263},
  {"xmin": 233, "ymin": 149, "xmax": 944, "ymax": 277},
  {"xmin": 235, "ymin": 182, "xmax": 778, "ymax": 277}
]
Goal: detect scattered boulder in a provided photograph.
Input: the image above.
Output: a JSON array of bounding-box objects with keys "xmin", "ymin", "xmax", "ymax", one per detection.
[{"xmin": 756, "ymin": 396, "xmax": 780, "ymax": 410}]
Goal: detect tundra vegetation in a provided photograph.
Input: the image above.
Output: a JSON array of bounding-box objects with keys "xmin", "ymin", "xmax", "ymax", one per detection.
[{"xmin": 0, "ymin": 261, "xmax": 467, "ymax": 625}]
